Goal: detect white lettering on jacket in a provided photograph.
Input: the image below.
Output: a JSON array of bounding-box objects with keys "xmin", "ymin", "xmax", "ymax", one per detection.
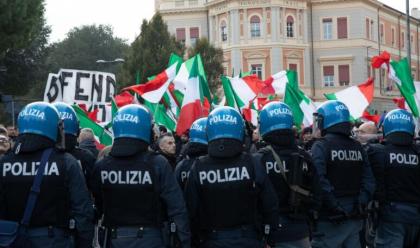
[
  {"xmin": 389, "ymin": 153, "xmax": 418, "ymax": 165},
  {"xmin": 331, "ymin": 150, "xmax": 363, "ymax": 161},
  {"xmin": 100, "ymin": 170, "xmax": 152, "ymax": 185},
  {"xmin": 198, "ymin": 167, "xmax": 250, "ymax": 184},
  {"xmin": 2, "ymin": 162, "xmax": 59, "ymax": 176}
]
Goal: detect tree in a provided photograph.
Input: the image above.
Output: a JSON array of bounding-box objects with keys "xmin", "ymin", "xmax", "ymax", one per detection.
[
  {"xmin": 188, "ymin": 38, "xmax": 224, "ymax": 93},
  {"xmin": 122, "ymin": 13, "xmax": 184, "ymax": 87},
  {"xmin": 0, "ymin": 18, "xmax": 50, "ymax": 96},
  {"xmin": 45, "ymin": 25, "xmax": 129, "ymax": 74},
  {"xmin": 0, "ymin": 0, "xmax": 45, "ymax": 58}
]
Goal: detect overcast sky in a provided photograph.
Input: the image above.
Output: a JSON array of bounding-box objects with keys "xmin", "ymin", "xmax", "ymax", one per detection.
[{"xmin": 45, "ymin": 0, "xmax": 420, "ymax": 44}]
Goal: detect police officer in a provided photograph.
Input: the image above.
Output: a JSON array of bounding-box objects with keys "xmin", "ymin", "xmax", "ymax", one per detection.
[
  {"xmin": 310, "ymin": 100, "xmax": 375, "ymax": 248},
  {"xmin": 366, "ymin": 109, "xmax": 420, "ymax": 247},
  {"xmin": 175, "ymin": 117, "xmax": 208, "ymax": 190},
  {"xmin": 0, "ymin": 102, "xmax": 94, "ymax": 248},
  {"xmin": 185, "ymin": 106, "xmax": 279, "ymax": 248},
  {"xmin": 257, "ymin": 102, "xmax": 320, "ymax": 248},
  {"xmin": 90, "ymin": 104, "xmax": 191, "ymax": 248},
  {"xmin": 53, "ymin": 102, "xmax": 96, "ymax": 187}
]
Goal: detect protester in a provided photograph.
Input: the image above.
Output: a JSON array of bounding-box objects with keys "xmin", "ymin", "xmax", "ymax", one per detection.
[
  {"xmin": 300, "ymin": 127, "xmax": 315, "ymax": 151},
  {"xmin": 78, "ymin": 128, "xmax": 99, "ymax": 158},
  {"xmin": 158, "ymin": 133, "xmax": 177, "ymax": 168},
  {"xmin": 97, "ymin": 145, "xmax": 112, "ymax": 161},
  {"xmin": 355, "ymin": 121, "xmax": 380, "ymax": 145},
  {"xmin": 0, "ymin": 134, "xmax": 11, "ymax": 158}
]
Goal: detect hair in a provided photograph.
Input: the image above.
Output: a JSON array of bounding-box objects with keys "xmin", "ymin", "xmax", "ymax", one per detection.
[
  {"xmin": 157, "ymin": 133, "xmax": 174, "ymax": 146},
  {"xmin": 97, "ymin": 145, "xmax": 112, "ymax": 161},
  {"xmin": 0, "ymin": 126, "xmax": 7, "ymax": 136},
  {"xmin": 78, "ymin": 128, "xmax": 95, "ymax": 142}
]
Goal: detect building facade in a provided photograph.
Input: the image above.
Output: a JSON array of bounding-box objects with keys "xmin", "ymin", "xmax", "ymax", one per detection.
[{"xmin": 156, "ymin": 0, "xmax": 420, "ymax": 111}]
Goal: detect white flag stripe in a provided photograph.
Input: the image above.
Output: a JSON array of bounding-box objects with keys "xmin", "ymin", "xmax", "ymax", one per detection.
[
  {"xmin": 229, "ymin": 76, "xmax": 257, "ymax": 108},
  {"xmin": 271, "ymin": 71, "xmax": 288, "ymax": 95},
  {"xmin": 299, "ymin": 100, "xmax": 316, "ymax": 127},
  {"xmin": 333, "ymin": 86, "xmax": 369, "ymax": 119},
  {"xmin": 141, "ymin": 63, "xmax": 178, "ymax": 103},
  {"xmin": 173, "ymin": 62, "xmax": 189, "ymax": 94}
]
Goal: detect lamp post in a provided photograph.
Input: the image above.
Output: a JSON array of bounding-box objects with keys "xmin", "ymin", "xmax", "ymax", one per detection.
[
  {"xmin": 95, "ymin": 58, "xmax": 125, "ymax": 75},
  {"xmin": 95, "ymin": 58, "xmax": 125, "ymax": 64}
]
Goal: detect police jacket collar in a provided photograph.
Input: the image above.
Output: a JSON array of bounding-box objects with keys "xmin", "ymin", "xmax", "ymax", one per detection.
[
  {"xmin": 110, "ymin": 138, "xmax": 149, "ymax": 157},
  {"xmin": 13, "ymin": 134, "xmax": 55, "ymax": 153}
]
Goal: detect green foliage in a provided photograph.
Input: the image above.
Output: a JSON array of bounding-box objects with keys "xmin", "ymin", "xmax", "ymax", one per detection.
[
  {"xmin": 45, "ymin": 25, "xmax": 129, "ymax": 74},
  {"xmin": 0, "ymin": 18, "xmax": 50, "ymax": 96},
  {"xmin": 188, "ymin": 38, "xmax": 224, "ymax": 93},
  {"xmin": 0, "ymin": 0, "xmax": 45, "ymax": 58},
  {"xmin": 121, "ymin": 13, "xmax": 184, "ymax": 88}
]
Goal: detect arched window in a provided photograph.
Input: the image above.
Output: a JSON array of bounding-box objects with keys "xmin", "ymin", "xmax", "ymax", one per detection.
[
  {"xmin": 250, "ymin": 15, "xmax": 261, "ymax": 38},
  {"xmin": 220, "ymin": 20, "xmax": 227, "ymax": 41},
  {"xmin": 286, "ymin": 16, "xmax": 294, "ymax": 38}
]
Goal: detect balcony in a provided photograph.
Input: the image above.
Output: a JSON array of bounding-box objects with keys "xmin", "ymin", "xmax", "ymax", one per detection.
[{"xmin": 158, "ymin": 0, "xmax": 207, "ymax": 12}]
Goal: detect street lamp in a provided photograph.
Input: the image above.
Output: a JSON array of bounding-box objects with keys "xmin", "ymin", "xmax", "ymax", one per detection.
[{"xmin": 95, "ymin": 58, "xmax": 125, "ymax": 64}]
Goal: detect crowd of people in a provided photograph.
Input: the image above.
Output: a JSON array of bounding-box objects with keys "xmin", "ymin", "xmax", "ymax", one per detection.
[{"xmin": 0, "ymin": 99, "xmax": 419, "ymax": 248}]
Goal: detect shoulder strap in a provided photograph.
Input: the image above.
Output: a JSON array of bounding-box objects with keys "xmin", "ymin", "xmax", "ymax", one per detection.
[
  {"xmin": 267, "ymin": 145, "xmax": 311, "ymax": 197},
  {"xmin": 21, "ymin": 148, "xmax": 54, "ymax": 226},
  {"xmin": 267, "ymin": 145, "xmax": 288, "ymax": 182}
]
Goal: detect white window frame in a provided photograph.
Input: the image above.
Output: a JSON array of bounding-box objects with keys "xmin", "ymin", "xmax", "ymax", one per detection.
[
  {"xmin": 220, "ymin": 19, "xmax": 228, "ymax": 42},
  {"xmin": 322, "ymin": 65, "xmax": 335, "ymax": 87},
  {"xmin": 323, "ymin": 18, "xmax": 333, "ymax": 40},
  {"xmin": 286, "ymin": 15, "xmax": 294, "ymax": 38},
  {"xmin": 251, "ymin": 64, "xmax": 263, "ymax": 79},
  {"xmin": 250, "ymin": 15, "xmax": 261, "ymax": 38}
]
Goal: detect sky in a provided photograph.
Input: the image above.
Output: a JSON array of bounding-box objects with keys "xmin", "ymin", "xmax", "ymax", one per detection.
[{"xmin": 45, "ymin": 0, "xmax": 420, "ymax": 44}]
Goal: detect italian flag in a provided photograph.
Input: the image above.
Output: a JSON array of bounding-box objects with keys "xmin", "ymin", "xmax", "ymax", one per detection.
[
  {"xmin": 324, "ymin": 78, "xmax": 374, "ymax": 119},
  {"xmin": 221, "ymin": 74, "xmax": 265, "ymax": 110},
  {"xmin": 283, "ymin": 71, "xmax": 316, "ymax": 128},
  {"xmin": 263, "ymin": 70, "xmax": 292, "ymax": 96},
  {"xmin": 173, "ymin": 54, "xmax": 212, "ymax": 104},
  {"xmin": 176, "ymin": 57, "xmax": 205, "ymax": 135},
  {"xmin": 372, "ymin": 51, "xmax": 420, "ymax": 117},
  {"xmin": 144, "ymin": 100, "xmax": 177, "ymax": 132},
  {"xmin": 242, "ymin": 97, "xmax": 272, "ymax": 127},
  {"xmin": 123, "ymin": 62, "xmax": 178, "ymax": 103},
  {"xmin": 72, "ymin": 105, "xmax": 113, "ymax": 147}
]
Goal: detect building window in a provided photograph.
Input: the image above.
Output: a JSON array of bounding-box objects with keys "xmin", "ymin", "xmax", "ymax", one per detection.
[
  {"xmin": 220, "ymin": 21, "xmax": 227, "ymax": 41},
  {"xmin": 190, "ymin": 27, "xmax": 199, "ymax": 46},
  {"xmin": 176, "ymin": 28, "xmax": 186, "ymax": 44},
  {"xmin": 337, "ymin": 17, "xmax": 348, "ymax": 39},
  {"xmin": 251, "ymin": 64, "xmax": 263, "ymax": 79},
  {"xmin": 338, "ymin": 65, "xmax": 350, "ymax": 86},
  {"xmin": 323, "ymin": 18, "xmax": 333, "ymax": 40},
  {"xmin": 391, "ymin": 28, "xmax": 395, "ymax": 46},
  {"xmin": 323, "ymin": 65, "xmax": 334, "ymax": 87},
  {"xmin": 366, "ymin": 19, "xmax": 370, "ymax": 39},
  {"xmin": 250, "ymin": 15, "xmax": 261, "ymax": 38},
  {"xmin": 380, "ymin": 23, "xmax": 384, "ymax": 44},
  {"xmin": 289, "ymin": 63, "xmax": 298, "ymax": 82},
  {"xmin": 175, "ymin": 0, "xmax": 184, "ymax": 6},
  {"xmin": 370, "ymin": 20, "xmax": 374, "ymax": 40},
  {"xmin": 402, "ymin": 32, "xmax": 405, "ymax": 49},
  {"xmin": 286, "ymin": 16, "xmax": 294, "ymax": 38}
]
